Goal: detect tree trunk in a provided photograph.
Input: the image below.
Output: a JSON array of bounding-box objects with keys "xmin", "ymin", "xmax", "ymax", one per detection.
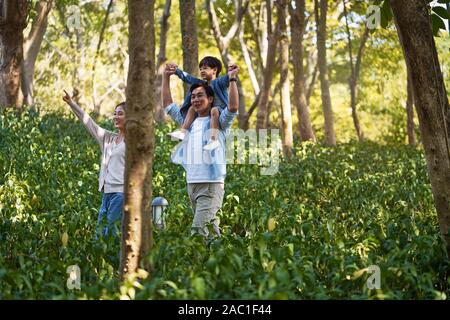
[
  {"xmin": 206, "ymin": 0, "xmax": 249, "ymax": 129},
  {"xmin": 314, "ymin": 0, "xmax": 336, "ymax": 146},
  {"xmin": 92, "ymin": 0, "xmax": 114, "ymax": 117},
  {"xmin": 73, "ymin": 27, "xmax": 84, "ymax": 106},
  {"xmin": 256, "ymin": 0, "xmax": 278, "ymax": 130},
  {"xmin": 120, "ymin": 0, "xmax": 155, "ymax": 279},
  {"xmin": 406, "ymin": 71, "xmax": 416, "ymax": 146},
  {"xmin": 290, "ymin": 0, "xmax": 315, "ymax": 142},
  {"xmin": 306, "ymin": 63, "xmax": 318, "ymax": 106},
  {"xmin": 395, "ymin": 14, "xmax": 417, "ymax": 147},
  {"xmin": 277, "ymin": 0, "xmax": 293, "ymax": 157},
  {"xmin": 155, "ymin": 0, "xmax": 171, "ymax": 123},
  {"xmin": 0, "ymin": 0, "xmax": 28, "ymax": 108},
  {"xmin": 343, "ymin": 0, "xmax": 367, "ymax": 142},
  {"xmin": 21, "ymin": 0, "xmax": 52, "ymax": 106},
  {"xmin": 391, "ymin": 0, "xmax": 450, "ymax": 257},
  {"xmin": 238, "ymin": 27, "xmax": 257, "ymax": 129},
  {"xmin": 179, "ymin": 0, "xmax": 198, "ymax": 95}
]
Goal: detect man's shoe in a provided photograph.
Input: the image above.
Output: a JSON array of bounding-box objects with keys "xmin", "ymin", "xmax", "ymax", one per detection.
[
  {"xmin": 203, "ymin": 139, "xmax": 220, "ymax": 151},
  {"xmin": 168, "ymin": 129, "xmax": 187, "ymax": 141}
]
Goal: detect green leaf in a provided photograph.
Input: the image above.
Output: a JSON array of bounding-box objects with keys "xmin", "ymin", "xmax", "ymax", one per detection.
[
  {"xmin": 380, "ymin": 0, "xmax": 393, "ymax": 28},
  {"xmin": 433, "ymin": 6, "xmax": 450, "ymax": 20},
  {"xmin": 432, "ymin": 13, "xmax": 446, "ymax": 36}
]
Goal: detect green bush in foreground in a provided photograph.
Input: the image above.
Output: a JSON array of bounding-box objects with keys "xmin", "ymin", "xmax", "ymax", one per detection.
[{"xmin": 0, "ymin": 109, "xmax": 448, "ymax": 299}]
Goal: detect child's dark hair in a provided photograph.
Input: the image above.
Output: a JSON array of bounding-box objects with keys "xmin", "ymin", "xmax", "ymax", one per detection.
[
  {"xmin": 199, "ymin": 56, "xmax": 222, "ymax": 76},
  {"xmin": 189, "ymin": 83, "xmax": 215, "ymax": 105}
]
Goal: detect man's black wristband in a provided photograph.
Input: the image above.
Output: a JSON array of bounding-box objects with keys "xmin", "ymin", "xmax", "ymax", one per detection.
[{"xmin": 230, "ymin": 78, "xmax": 237, "ymax": 82}]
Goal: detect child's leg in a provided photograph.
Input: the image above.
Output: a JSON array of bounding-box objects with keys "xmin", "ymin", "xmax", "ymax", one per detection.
[
  {"xmin": 210, "ymin": 107, "xmax": 220, "ymax": 141},
  {"xmin": 203, "ymin": 107, "xmax": 221, "ymax": 151},
  {"xmin": 182, "ymin": 107, "xmax": 196, "ymax": 131},
  {"xmin": 168, "ymin": 107, "xmax": 196, "ymax": 140}
]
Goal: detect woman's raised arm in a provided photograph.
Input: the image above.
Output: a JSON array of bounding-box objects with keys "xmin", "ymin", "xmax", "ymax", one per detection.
[{"xmin": 62, "ymin": 90, "xmax": 108, "ymax": 148}]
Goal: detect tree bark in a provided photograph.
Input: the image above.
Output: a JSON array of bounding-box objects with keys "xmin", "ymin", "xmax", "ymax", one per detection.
[
  {"xmin": 120, "ymin": 0, "xmax": 155, "ymax": 279},
  {"xmin": 239, "ymin": 27, "xmax": 259, "ymax": 96},
  {"xmin": 314, "ymin": 0, "xmax": 336, "ymax": 146},
  {"xmin": 206, "ymin": 0, "xmax": 249, "ymax": 129},
  {"xmin": 343, "ymin": 0, "xmax": 368, "ymax": 142},
  {"xmin": 0, "ymin": 0, "xmax": 28, "ymax": 108},
  {"xmin": 238, "ymin": 26, "xmax": 258, "ymax": 129},
  {"xmin": 155, "ymin": 0, "xmax": 171, "ymax": 123},
  {"xmin": 290, "ymin": 0, "xmax": 315, "ymax": 142},
  {"xmin": 306, "ymin": 62, "xmax": 318, "ymax": 106},
  {"xmin": 394, "ymin": 13, "xmax": 416, "ymax": 147},
  {"xmin": 179, "ymin": 0, "xmax": 198, "ymax": 95},
  {"xmin": 406, "ymin": 71, "xmax": 416, "ymax": 146},
  {"xmin": 21, "ymin": 0, "xmax": 53, "ymax": 107},
  {"xmin": 92, "ymin": 0, "xmax": 114, "ymax": 117},
  {"xmin": 277, "ymin": 0, "xmax": 293, "ymax": 157},
  {"xmin": 256, "ymin": 0, "xmax": 278, "ymax": 130},
  {"xmin": 391, "ymin": 0, "xmax": 450, "ymax": 257}
]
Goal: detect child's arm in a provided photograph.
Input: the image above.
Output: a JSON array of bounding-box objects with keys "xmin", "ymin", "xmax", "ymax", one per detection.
[
  {"xmin": 170, "ymin": 63, "xmax": 204, "ymax": 85},
  {"xmin": 62, "ymin": 90, "xmax": 108, "ymax": 148},
  {"xmin": 162, "ymin": 65, "xmax": 184, "ymax": 126}
]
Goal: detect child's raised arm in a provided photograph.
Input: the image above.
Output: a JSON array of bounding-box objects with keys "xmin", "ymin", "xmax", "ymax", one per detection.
[{"xmin": 170, "ymin": 63, "xmax": 204, "ymax": 85}]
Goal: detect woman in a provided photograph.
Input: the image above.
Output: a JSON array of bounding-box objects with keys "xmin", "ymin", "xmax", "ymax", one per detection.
[{"xmin": 62, "ymin": 90, "xmax": 125, "ymax": 239}]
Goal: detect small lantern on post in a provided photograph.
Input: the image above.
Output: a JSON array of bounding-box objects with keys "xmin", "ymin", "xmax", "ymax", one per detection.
[{"xmin": 151, "ymin": 197, "xmax": 168, "ymax": 229}]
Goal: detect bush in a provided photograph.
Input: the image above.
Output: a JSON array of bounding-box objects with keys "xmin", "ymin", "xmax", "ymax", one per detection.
[{"xmin": 0, "ymin": 109, "xmax": 448, "ymax": 299}]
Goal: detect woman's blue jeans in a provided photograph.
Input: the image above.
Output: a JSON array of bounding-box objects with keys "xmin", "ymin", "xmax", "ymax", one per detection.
[{"xmin": 96, "ymin": 192, "xmax": 124, "ymax": 239}]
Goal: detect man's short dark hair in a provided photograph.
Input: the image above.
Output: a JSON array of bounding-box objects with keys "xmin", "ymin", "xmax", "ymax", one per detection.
[
  {"xmin": 189, "ymin": 83, "xmax": 215, "ymax": 106},
  {"xmin": 199, "ymin": 56, "xmax": 222, "ymax": 76}
]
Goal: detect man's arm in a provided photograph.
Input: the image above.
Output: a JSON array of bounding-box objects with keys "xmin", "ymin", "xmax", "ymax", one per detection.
[
  {"xmin": 162, "ymin": 65, "xmax": 184, "ymax": 126},
  {"xmin": 219, "ymin": 65, "xmax": 239, "ymax": 130}
]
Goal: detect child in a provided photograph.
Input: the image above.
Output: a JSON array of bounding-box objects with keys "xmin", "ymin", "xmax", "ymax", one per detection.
[{"xmin": 167, "ymin": 56, "xmax": 238, "ymax": 151}]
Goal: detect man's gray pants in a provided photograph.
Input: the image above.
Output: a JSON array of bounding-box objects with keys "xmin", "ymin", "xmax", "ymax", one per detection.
[{"xmin": 187, "ymin": 182, "xmax": 224, "ymax": 238}]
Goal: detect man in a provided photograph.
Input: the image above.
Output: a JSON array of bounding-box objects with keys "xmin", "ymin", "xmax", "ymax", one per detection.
[{"xmin": 162, "ymin": 63, "xmax": 239, "ymax": 238}]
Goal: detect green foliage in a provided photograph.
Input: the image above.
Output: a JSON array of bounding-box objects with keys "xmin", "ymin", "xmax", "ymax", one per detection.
[{"xmin": 1, "ymin": 109, "xmax": 449, "ymax": 299}]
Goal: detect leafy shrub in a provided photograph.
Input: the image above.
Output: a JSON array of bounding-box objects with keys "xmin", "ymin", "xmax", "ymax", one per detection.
[{"xmin": 0, "ymin": 109, "xmax": 448, "ymax": 299}]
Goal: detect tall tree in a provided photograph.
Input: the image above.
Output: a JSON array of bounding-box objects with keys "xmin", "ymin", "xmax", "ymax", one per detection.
[
  {"xmin": 277, "ymin": 0, "xmax": 293, "ymax": 157},
  {"xmin": 342, "ymin": 0, "xmax": 368, "ymax": 142},
  {"xmin": 92, "ymin": 0, "xmax": 114, "ymax": 116},
  {"xmin": 391, "ymin": 0, "xmax": 450, "ymax": 256},
  {"xmin": 179, "ymin": 0, "xmax": 198, "ymax": 95},
  {"xmin": 406, "ymin": 71, "xmax": 416, "ymax": 146},
  {"xmin": 256, "ymin": 0, "xmax": 279, "ymax": 130},
  {"xmin": 0, "ymin": 0, "xmax": 29, "ymax": 108},
  {"xmin": 394, "ymin": 13, "xmax": 416, "ymax": 147},
  {"xmin": 289, "ymin": 0, "xmax": 315, "ymax": 141},
  {"xmin": 155, "ymin": 0, "xmax": 171, "ymax": 123},
  {"xmin": 120, "ymin": 0, "xmax": 155, "ymax": 279},
  {"xmin": 21, "ymin": 0, "xmax": 53, "ymax": 106},
  {"xmin": 314, "ymin": 0, "xmax": 336, "ymax": 146},
  {"xmin": 206, "ymin": 0, "xmax": 249, "ymax": 129}
]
